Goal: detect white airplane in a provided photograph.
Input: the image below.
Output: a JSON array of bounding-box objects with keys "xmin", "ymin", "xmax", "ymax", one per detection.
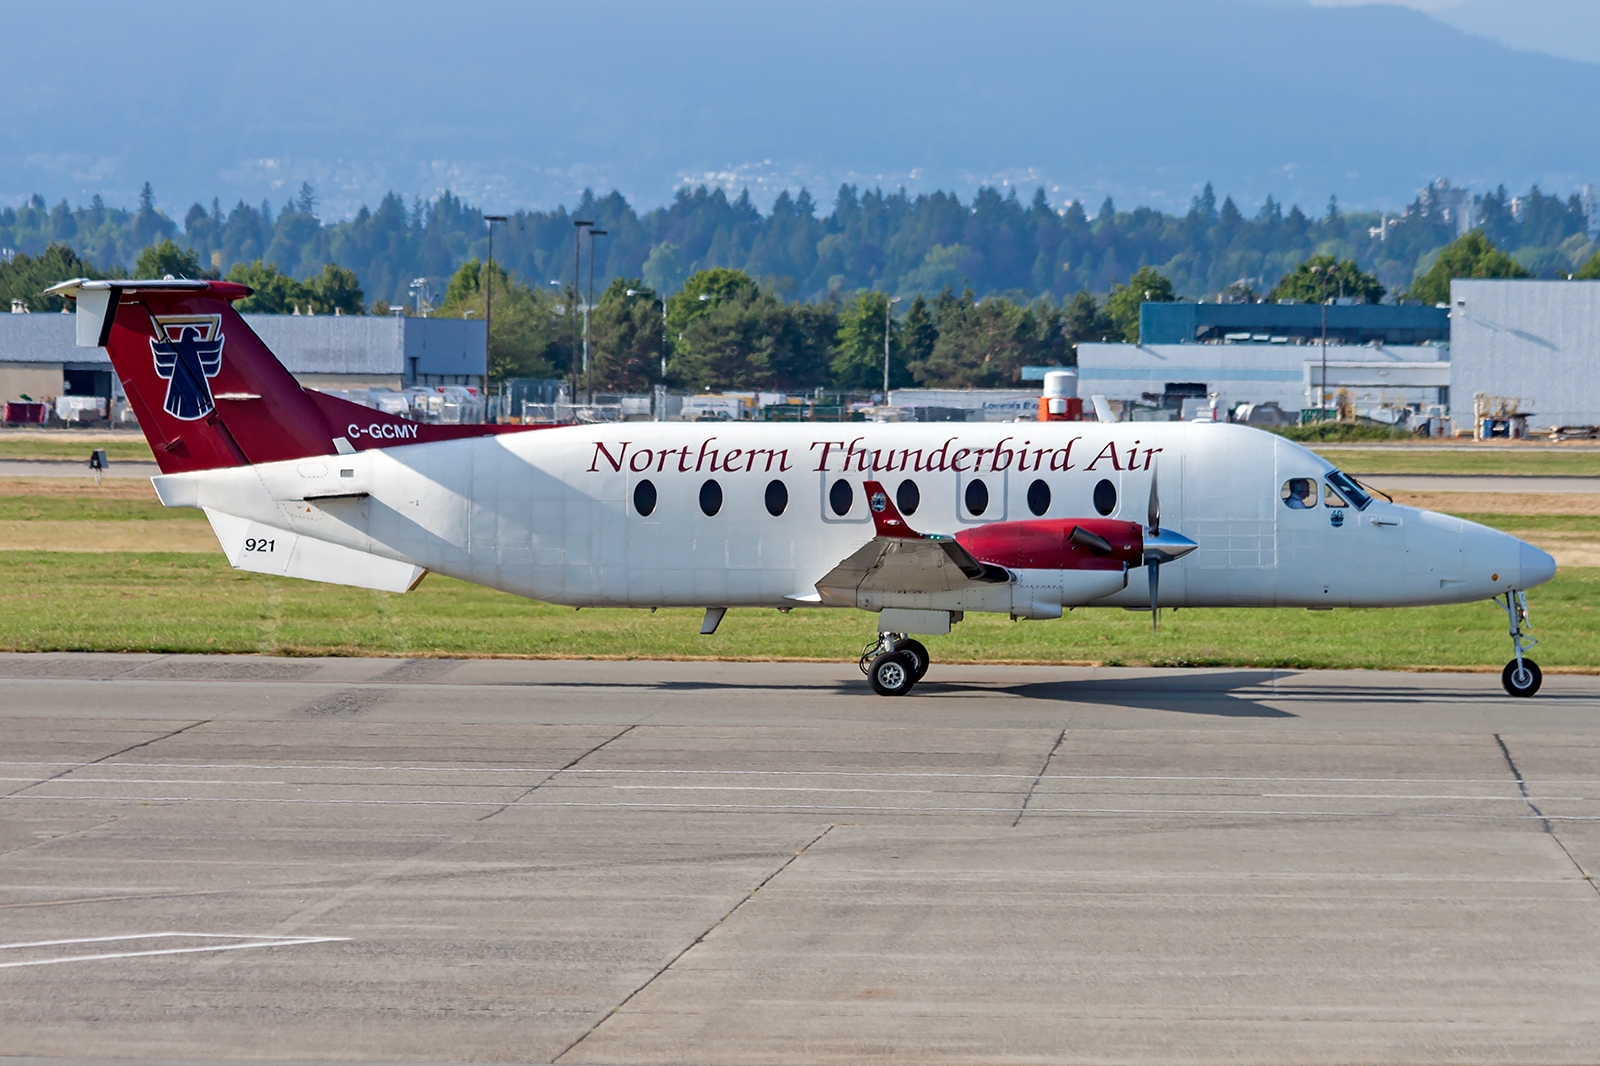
[{"xmin": 49, "ymin": 278, "xmax": 1557, "ymax": 697}]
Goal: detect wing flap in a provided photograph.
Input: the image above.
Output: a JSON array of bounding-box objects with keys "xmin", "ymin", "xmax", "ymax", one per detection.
[{"xmin": 814, "ymin": 480, "xmax": 1011, "ymax": 606}]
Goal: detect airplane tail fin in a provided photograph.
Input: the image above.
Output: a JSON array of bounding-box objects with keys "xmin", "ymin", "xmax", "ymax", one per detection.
[
  {"xmin": 48, "ymin": 278, "xmax": 535, "ymax": 476},
  {"xmin": 49, "ymin": 278, "xmax": 341, "ymax": 474}
]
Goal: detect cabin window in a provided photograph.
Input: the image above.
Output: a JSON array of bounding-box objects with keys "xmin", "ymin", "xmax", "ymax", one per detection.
[
  {"xmin": 1323, "ymin": 481, "xmax": 1349, "ymax": 508},
  {"xmin": 699, "ymin": 479, "xmax": 723, "ymax": 517},
  {"xmin": 829, "ymin": 478, "xmax": 853, "ymax": 516},
  {"xmin": 1324, "ymin": 469, "xmax": 1372, "ymax": 510},
  {"xmin": 964, "ymin": 478, "xmax": 989, "ymax": 516},
  {"xmin": 633, "ymin": 479, "xmax": 657, "ymax": 517},
  {"xmin": 896, "ymin": 479, "xmax": 920, "ymax": 516},
  {"xmin": 765, "ymin": 479, "xmax": 788, "ymax": 516},
  {"xmin": 1093, "ymin": 478, "xmax": 1117, "ymax": 516},
  {"xmin": 1027, "ymin": 479, "xmax": 1050, "ymax": 516},
  {"xmin": 1281, "ymin": 478, "xmax": 1317, "ymax": 509}
]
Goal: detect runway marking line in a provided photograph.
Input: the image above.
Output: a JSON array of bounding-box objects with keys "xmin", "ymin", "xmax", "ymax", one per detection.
[
  {"xmin": 1, "ymin": 761, "xmax": 1597, "ymax": 786},
  {"xmin": 0, "ymin": 931, "xmax": 349, "ymax": 969},
  {"xmin": 3, "ymin": 793, "xmax": 1597, "ymax": 819}
]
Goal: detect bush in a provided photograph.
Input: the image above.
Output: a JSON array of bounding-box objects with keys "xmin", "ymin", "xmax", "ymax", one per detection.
[{"xmin": 1267, "ymin": 422, "xmax": 1413, "ymax": 443}]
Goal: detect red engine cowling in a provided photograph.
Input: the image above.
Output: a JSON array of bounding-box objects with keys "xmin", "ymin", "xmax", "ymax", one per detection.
[{"xmin": 954, "ymin": 519, "xmax": 1143, "ymax": 572}]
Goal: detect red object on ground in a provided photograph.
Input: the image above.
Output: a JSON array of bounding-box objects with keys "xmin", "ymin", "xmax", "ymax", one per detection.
[
  {"xmin": 1036, "ymin": 396, "xmax": 1084, "ymax": 421},
  {"xmin": 3, "ymin": 402, "xmax": 48, "ymax": 425}
]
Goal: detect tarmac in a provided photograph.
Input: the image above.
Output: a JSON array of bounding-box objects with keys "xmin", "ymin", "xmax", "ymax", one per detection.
[{"xmin": 3, "ymin": 654, "xmax": 1600, "ymax": 1064}]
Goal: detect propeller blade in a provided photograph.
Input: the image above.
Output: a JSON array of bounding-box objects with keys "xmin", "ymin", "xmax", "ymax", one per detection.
[
  {"xmin": 1149, "ymin": 558, "xmax": 1160, "ymax": 632},
  {"xmin": 1147, "ymin": 466, "xmax": 1160, "ymax": 536}
]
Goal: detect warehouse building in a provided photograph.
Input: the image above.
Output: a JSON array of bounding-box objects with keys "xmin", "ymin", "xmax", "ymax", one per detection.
[
  {"xmin": 1076, "ymin": 341, "xmax": 1449, "ymax": 422},
  {"xmin": 0, "ymin": 311, "xmax": 486, "ymax": 412},
  {"xmin": 1141, "ymin": 300, "xmax": 1450, "ymax": 347},
  {"xmin": 1448, "ymin": 279, "xmax": 1600, "ymax": 433}
]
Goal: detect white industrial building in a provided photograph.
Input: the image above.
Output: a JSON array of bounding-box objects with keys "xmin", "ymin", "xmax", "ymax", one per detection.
[
  {"xmin": 0, "ymin": 312, "xmax": 487, "ymax": 410},
  {"xmin": 887, "ymin": 388, "xmax": 1041, "ymax": 421},
  {"xmin": 1449, "ymin": 279, "xmax": 1600, "ymax": 432},
  {"xmin": 1076, "ymin": 341, "xmax": 1449, "ymax": 421}
]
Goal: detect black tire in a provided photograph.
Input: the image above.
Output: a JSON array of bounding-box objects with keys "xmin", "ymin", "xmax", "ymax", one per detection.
[
  {"xmin": 1502, "ymin": 659, "xmax": 1542, "ymax": 698},
  {"xmin": 868, "ymin": 651, "xmax": 918, "ymax": 696},
  {"xmin": 890, "ymin": 638, "xmax": 930, "ymax": 682}
]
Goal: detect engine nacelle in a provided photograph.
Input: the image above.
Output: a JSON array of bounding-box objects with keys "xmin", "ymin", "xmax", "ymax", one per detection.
[{"xmin": 954, "ymin": 518, "xmax": 1143, "ymax": 572}]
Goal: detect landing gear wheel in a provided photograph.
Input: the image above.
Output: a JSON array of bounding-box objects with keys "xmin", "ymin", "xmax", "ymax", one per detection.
[
  {"xmin": 890, "ymin": 638, "xmax": 930, "ymax": 682},
  {"xmin": 868, "ymin": 651, "xmax": 918, "ymax": 696},
  {"xmin": 1502, "ymin": 659, "xmax": 1542, "ymax": 698}
]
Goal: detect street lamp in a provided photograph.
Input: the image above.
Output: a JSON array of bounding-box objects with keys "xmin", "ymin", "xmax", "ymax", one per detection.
[
  {"xmin": 483, "ymin": 214, "xmax": 507, "ymax": 400},
  {"xmin": 570, "ymin": 220, "xmax": 594, "ymax": 407},
  {"xmin": 882, "ymin": 295, "xmax": 902, "ymax": 401},
  {"xmin": 1311, "ymin": 264, "xmax": 1329, "ymax": 418},
  {"xmin": 585, "ymin": 229, "xmax": 607, "ymax": 404}
]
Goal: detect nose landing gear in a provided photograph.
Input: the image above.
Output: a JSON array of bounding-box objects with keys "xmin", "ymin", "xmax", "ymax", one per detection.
[
  {"xmin": 1499, "ymin": 591, "xmax": 1542, "ymax": 697},
  {"xmin": 860, "ymin": 632, "xmax": 931, "ymax": 696}
]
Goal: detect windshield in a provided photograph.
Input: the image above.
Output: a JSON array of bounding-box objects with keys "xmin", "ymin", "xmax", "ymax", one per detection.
[{"xmin": 1323, "ymin": 469, "xmax": 1371, "ymax": 510}]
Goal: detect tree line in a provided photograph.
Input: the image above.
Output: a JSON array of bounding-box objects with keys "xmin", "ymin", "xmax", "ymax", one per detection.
[
  {"xmin": 427, "ymin": 229, "xmax": 1569, "ymax": 394},
  {"xmin": 4, "ymin": 178, "xmax": 1597, "ymax": 310},
  {"xmin": 0, "ymin": 184, "xmax": 1590, "ymax": 394}
]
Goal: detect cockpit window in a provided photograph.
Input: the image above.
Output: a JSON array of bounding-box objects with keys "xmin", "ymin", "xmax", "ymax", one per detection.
[
  {"xmin": 1324, "ymin": 469, "xmax": 1371, "ymax": 510},
  {"xmin": 1281, "ymin": 478, "xmax": 1317, "ymax": 509},
  {"xmin": 1324, "ymin": 481, "xmax": 1349, "ymax": 508}
]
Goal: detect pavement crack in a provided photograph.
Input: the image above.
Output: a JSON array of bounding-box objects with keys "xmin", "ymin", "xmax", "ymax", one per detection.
[
  {"xmin": 476, "ymin": 724, "xmax": 638, "ymax": 822},
  {"xmin": 1494, "ymin": 733, "xmax": 1599, "ymax": 898},
  {"xmin": 1013, "ymin": 726, "xmax": 1068, "ymax": 827},
  {"xmin": 1, "ymin": 720, "xmax": 209, "ymax": 799},
  {"xmin": 553, "ymin": 823, "xmax": 834, "ymax": 1064}
]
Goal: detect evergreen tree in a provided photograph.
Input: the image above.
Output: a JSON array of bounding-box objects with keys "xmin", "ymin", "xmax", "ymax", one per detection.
[
  {"xmin": 1405, "ymin": 231, "xmax": 1531, "ymax": 304},
  {"xmin": 1105, "ymin": 266, "xmax": 1175, "ymax": 343},
  {"xmin": 1269, "ymin": 254, "xmax": 1384, "ymax": 305}
]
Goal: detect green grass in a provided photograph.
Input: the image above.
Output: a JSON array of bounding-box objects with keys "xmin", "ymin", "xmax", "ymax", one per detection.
[
  {"xmin": 0, "ymin": 494, "xmax": 202, "ymax": 523},
  {"xmin": 0, "ymin": 551, "xmax": 1592, "ymax": 669},
  {"xmin": 1459, "ymin": 513, "xmax": 1600, "ymax": 533},
  {"xmin": 0, "ymin": 438, "xmax": 156, "ymax": 462},
  {"xmin": 1313, "ymin": 448, "xmax": 1600, "ymax": 477}
]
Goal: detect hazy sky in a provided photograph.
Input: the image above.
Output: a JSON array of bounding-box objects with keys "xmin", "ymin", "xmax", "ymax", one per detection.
[{"xmin": 6, "ymin": 0, "xmax": 1599, "ymax": 219}]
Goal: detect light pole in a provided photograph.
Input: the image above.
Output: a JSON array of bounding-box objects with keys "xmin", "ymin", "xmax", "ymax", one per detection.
[
  {"xmin": 585, "ymin": 229, "xmax": 607, "ymax": 405},
  {"xmin": 483, "ymin": 214, "xmax": 506, "ymax": 404},
  {"xmin": 571, "ymin": 219, "xmax": 593, "ymax": 409},
  {"xmin": 882, "ymin": 295, "xmax": 901, "ymax": 402},
  {"xmin": 1312, "ymin": 264, "xmax": 1329, "ymax": 418}
]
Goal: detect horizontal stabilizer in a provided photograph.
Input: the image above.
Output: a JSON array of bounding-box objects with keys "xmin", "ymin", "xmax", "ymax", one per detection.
[{"xmin": 204, "ymin": 509, "xmax": 426, "ymax": 593}]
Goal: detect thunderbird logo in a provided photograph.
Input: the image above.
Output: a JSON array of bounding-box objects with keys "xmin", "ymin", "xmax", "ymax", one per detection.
[
  {"xmin": 870, "ymin": 491, "xmax": 888, "ymax": 513},
  {"xmin": 150, "ymin": 315, "xmax": 225, "ymax": 420}
]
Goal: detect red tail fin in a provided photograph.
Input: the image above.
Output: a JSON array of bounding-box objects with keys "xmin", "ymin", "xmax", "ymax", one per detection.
[{"xmin": 48, "ymin": 278, "xmax": 540, "ymax": 475}]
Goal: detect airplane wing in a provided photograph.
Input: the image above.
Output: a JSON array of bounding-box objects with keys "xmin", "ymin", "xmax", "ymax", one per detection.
[{"xmin": 812, "ymin": 481, "xmax": 1008, "ymax": 608}]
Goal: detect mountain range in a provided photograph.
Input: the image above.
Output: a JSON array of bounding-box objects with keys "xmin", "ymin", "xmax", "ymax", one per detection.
[{"xmin": 5, "ymin": 0, "xmax": 1599, "ymax": 220}]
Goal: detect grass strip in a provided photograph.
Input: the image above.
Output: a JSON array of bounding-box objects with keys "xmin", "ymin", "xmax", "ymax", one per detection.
[
  {"xmin": 1313, "ymin": 447, "xmax": 1600, "ymax": 477},
  {"xmin": 0, "ymin": 439, "xmax": 157, "ymax": 462},
  {"xmin": 0, "ymin": 551, "xmax": 1593, "ymax": 669}
]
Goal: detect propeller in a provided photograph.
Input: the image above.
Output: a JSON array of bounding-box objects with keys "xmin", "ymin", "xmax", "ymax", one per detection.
[
  {"xmin": 1147, "ymin": 468, "xmax": 1161, "ymax": 631},
  {"xmin": 1140, "ymin": 465, "xmax": 1199, "ymax": 633}
]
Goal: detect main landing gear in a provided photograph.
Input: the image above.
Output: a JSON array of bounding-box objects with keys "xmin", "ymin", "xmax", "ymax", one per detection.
[
  {"xmin": 861, "ymin": 633, "xmax": 930, "ymax": 696},
  {"xmin": 1499, "ymin": 591, "xmax": 1542, "ymax": 698}
]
